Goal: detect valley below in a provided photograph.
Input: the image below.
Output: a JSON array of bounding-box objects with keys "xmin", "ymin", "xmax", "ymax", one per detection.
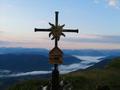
[{"xmin": 0, "ymin": 48, "xmax": 120, "ymax": 90}]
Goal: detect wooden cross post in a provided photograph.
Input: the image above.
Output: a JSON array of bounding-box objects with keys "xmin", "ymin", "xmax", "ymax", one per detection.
[{"xmin": 34, "ymin": 11, "xmax": 79, "ymax": 90}]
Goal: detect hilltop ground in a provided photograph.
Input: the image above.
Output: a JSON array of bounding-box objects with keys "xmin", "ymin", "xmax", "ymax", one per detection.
[{"xmin": 7, "ymin": 57, "xmax": 120, "ymax": 90}]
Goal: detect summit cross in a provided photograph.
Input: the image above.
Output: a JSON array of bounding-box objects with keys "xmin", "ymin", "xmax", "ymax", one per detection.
[
  {"xmin": 35, "ymin": 11, "xmax": 78, "ymax": 47},
  {"xmin": 34, "ymin": 11, "xmax": 79, "ymax": 90}
]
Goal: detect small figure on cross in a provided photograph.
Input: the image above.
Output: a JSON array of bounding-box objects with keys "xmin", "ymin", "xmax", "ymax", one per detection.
[{"xmin": 49, "ymin": 22, "xmax": 65, "ymax": 40}]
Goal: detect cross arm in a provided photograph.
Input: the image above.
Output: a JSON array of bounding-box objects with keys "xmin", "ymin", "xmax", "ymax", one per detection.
[
  {"xmin": 63, "ymin": 29, "xmax": 79, "ymax": 33},
  {"xmin": 35, "ymin": 28, "xmax": 51, "ymax": 32}
]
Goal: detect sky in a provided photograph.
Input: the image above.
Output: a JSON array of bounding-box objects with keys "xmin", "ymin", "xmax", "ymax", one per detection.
[{"xmin": 0, "ymin": 0, "xmax": 120, "ymax": 49}]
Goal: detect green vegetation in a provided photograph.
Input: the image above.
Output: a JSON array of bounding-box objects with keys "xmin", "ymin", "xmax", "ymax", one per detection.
[
  {"xmin": 7, "ymin": 57, "xmax": 120, "ymax": 90},
  {"xmin": 7, "ymin": 79, "xmax": 49, "ymax": 90}
]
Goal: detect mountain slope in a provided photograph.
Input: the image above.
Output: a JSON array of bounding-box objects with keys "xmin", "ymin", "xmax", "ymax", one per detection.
[
  {"xmin": 7, "ymin": 57, "xmax": 120, "ymax": 90},
  {"xmin": 0, "ymin": 54, "xmax": 80, "ymax": 73},
  {"xmin": 65, "ymin": 57, "xmax": 120, "ymax": 90}
]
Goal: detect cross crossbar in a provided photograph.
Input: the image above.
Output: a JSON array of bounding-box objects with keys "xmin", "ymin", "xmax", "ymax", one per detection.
[
  {"xmin": 35, "ymin": 28, "xmax": 78, "ymax": 33},
  {"xmin": 63, "ymin": 29, "xmax": 78, "ymax": 33},
  {"xmin": 35, "ymin": 28, "xmax": 51, "ymax": 32},
  {"xmin": 34, "ymin": 11, "xmax": 79, "ymax": 37}
]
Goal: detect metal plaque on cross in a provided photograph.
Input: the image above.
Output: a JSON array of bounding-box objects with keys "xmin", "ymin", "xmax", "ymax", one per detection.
[{"xmin": 49, "ymin": 47, "xmax": 63, "ymax": 64}]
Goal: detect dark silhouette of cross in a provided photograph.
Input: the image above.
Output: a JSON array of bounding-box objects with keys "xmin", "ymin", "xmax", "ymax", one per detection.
[
  {"xmin": 35, "ymin": 11, "xmax": 78, "ymax": 46},
  {"xmin": 34, "ymin": 11, "xmax": 79, "ymax": 90}
]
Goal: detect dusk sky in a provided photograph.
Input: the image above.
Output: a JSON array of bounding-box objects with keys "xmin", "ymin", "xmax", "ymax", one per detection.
[{"xmin": 0, "ymin": 0, "xmax": 120, "ymax": 49}]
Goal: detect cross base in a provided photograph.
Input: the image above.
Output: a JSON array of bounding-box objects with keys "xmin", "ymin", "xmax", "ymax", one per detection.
[{"xmin": 52, "ymin": 64, "xmax": 59, "ymax": 90}]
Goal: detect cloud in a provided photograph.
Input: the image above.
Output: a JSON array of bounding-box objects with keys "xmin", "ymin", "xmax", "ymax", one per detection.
[
  {"xmin": 0, "ymin": 31, "xmax": 3, "ymax": 34},
  {"xmin": 59, "ymin": 34, "xmax": 120, "ymax": 49},
  {"xmin": 0, "ymin": 27, "xmax": 4, "ymax": 33},
  {"xmin": 94, "ymin": 0, "xmax": 120, "ymax": 9},
  {"xmin": 107, "ymin": 0, "xmax": 118, "ymax": 7},
  {"xmin": 7, "ymin": 41, "xmax": 52, "ymax": 49},
  {"xmin": 59, "ymin": 56, "xmax": 104, "ymax": 74},
  {"xmin": 0, "ymin": 41, "xmax": 11, "ymax": 45},
  {"xmin": 64, "ymin": 34, "xmax": 120, "ymax": 44},
  {"xmin": 0, "ymin": 34, "xmax": 120, "ymax": 49},
  {"xmin": 0, "ymin": 71, "xmax": 51, "ymax": 78},
  {"xmin": 0, "ymin": 56, "xmax": 104, "ymax": 78},
  {"xmin": 79, "ymin": 34, "xmax": 103, "ymax": 39}
]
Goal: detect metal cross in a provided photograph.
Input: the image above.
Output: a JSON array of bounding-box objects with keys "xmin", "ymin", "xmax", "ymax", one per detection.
[
  {"xmin": 34, "ymin": 11, "xmax": 79, "ymax": 90},
  {"xmin": 35, "ymin": 11, "xmax": 78, "ymax": 47}
]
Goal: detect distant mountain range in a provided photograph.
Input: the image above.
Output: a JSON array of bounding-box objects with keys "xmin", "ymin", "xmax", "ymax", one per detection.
[
  {"xmin": 0, "ymin": 47, "xmax": 48, "ymax": 55},
  {"xmin": 0, "ymin": 47, "xmax": 119, "ymax": 77},
  {"xmin": 0, "ymin": 47, "xmax": 120, "ymax": 56},
  {"xmin": 0, "ymin": 47, "xmax": 120, "ymax": 74},
  {"xmin": 0, "ymin": 54, "xmax": 80, "ymax": 73},
  {"xmin": 0, "ymin": 47, "xmax": 120, "ymax": 90},
  {"xmin": 63, "ymin": 49, "xmax": 120, "ymax": 56}
]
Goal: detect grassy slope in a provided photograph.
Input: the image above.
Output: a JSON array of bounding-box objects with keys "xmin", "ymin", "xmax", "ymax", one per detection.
[
  {"xmin": 7, "ymin": 57, "xmax": 120, "ymax": 90},
  {"xmin": 65, "ymin": 57, "xmax": 120, "ymax": 90}
]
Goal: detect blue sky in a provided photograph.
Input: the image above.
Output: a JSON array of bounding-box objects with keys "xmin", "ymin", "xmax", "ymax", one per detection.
[{"xmin": 0, "ymin": 0, "xmax": 120, "ymax": 49}]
